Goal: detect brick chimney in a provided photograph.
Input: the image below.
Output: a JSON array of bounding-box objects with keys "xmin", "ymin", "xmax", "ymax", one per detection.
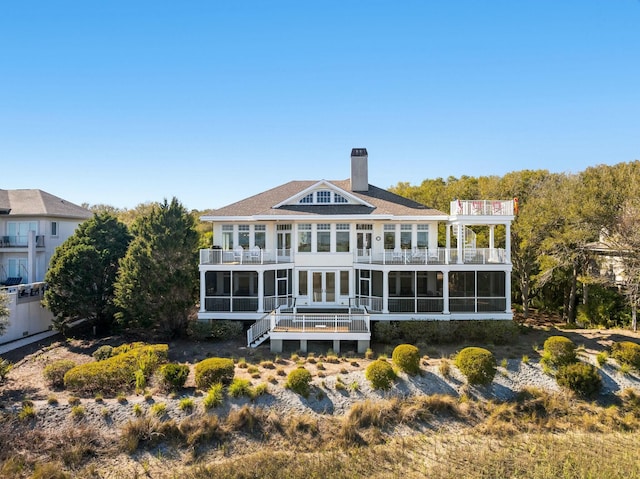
[{"xmin": 350, "ymin": 148, "xmax": 368, "ymax": 192}]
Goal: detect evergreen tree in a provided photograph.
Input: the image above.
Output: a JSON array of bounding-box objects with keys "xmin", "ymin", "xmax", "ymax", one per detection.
[
  {"xmin": 114, "ymin": 197, "xmax": 198, "ymax": 337},
  {"xmin": 44, "ymin": 213, "xmax": 131, "ymax": 333}
]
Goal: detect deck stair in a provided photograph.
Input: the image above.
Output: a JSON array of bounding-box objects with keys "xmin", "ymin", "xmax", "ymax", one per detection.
[{"xmin": 247, "ymin": 314, "xmax": 272, "ymax": 348}]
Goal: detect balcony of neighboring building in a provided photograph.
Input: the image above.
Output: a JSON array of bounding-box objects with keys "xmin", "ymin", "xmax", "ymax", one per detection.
[
  {"xmin": 450, "ymin": 199, "xmax": 515, "ymax": 216},
  {"xmin": 0, "ymin": 235, "xmax": 45, "ymax": 250}
]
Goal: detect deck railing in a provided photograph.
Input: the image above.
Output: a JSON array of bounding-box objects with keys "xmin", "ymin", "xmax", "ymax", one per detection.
[
  {"xmin": 273, "ymin": 313, "xmax": 370, "ymax": 333},
  {"xmin": 0, "ymin": 235, "xmax": 45, "ymax": 248},
  {"xmin": 451, "ymin": 200, "xmax": 514, "ymax": 216},
  {"xmin": 200, "ymin": 248, "xmax": 292, "ymax": 265},
  {"xmin": 354, "ymin": 248, "xmax": 507, "ymax": 265}
]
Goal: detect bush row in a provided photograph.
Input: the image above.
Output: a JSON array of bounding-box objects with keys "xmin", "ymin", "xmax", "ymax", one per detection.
[
  {"xmin": 63, "ymin": 343, "xmax": 168, "ymax": 394},
  {"xmin": 372, "ymin": 320, "xmax": 519, "ymax": 346}
]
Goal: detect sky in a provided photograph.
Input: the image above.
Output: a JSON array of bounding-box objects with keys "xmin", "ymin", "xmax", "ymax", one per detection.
[{"xmin": 1, "ymin": 1, "xmax": 639, "ymax": 211}]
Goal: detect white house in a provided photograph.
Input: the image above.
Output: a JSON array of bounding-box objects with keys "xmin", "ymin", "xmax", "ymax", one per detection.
[
  {"xmin": 198, "ymin": 149, "xmax": 514, "ymax": 353},
  {"xmin": 0, "ymin": 189, "xmax": 92, "ymax": 344}
]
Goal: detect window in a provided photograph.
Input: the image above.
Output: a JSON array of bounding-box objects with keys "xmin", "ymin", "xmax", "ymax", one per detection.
[
  {"xmin": 400, "ymin": 224, "xmax": 412, "ymax": 250},
  {"xmin": 298, "ymin": 224, "xmax": 311, "ymax": 252},
  {"xmin": 254, "ymin": 225, "xmax": 266, "ymax": 249},
  {"xmin": 384, "ymin": 224, "xmax": 396, "ymax": 250},
  {"xmin": 417, "ymin": 225, "xmax": 429, "ymax": 248},
  {"xmin": 299, "ymin": 270, "xmax": 308, "ymax": 295},
  {"xmin": 340, "ymin": 270, "xmax": 349, "ymax": 296},
  {"xmin": 238, "ymin": 225, "xmax": 250, "ymax": 249},
  {"xmin": 222, "ymin": 225, "xmax": 234, "ymax": 250},
  {"xmin": 317, "ymin": 224, "xmax": 331, "ymax": 252},
  {"xmin": 51, "ymin": 221, "xmax": 58, "ymax": 237},
  {"xmin": 334, "ymin": 193, "xmax": 348, "ymax": 203},
  {"xmin": 336, "ymin": 224, "xmax": 350, "ymax": 252},
  {"xmin": 300, "ymin": 193, "xmax": 314, "ymax": 204},
  {"xmin": 316, "ymin": 191, "xmax": 331, "ymax": 203}
]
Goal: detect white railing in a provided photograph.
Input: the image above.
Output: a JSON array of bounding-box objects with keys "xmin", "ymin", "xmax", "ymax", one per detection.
[
  {"xmin": 354, "ymin": 248, "xmax": 507, "ymax": 265},
  {"xmin": 200, "ymin": 248, "xmax": 293, "ymax": 265},
  {"xmin": 247, "ymin": 314, "xmax": 272, "ymax": 346},
  {"xmin": 388, "ymin": 297, "xmax": 445, "ymax": 313},
  {"xmin": 263, "ymin": 295, "xmax": 293, "ymax": 312},
  {"xmin": 451, "ymin": 200, "xmax": 514, "ymax": 216},
  {"xmin": 355, "ymin": 295, "xmax": 383, "ymax": 312},
  {"xmin": 449, "ymin": 297, "xmax": 507, "ymax": 313},
  {"xmin": 273, "ymin": 313, "xmax": 370, "ymax": 333}
]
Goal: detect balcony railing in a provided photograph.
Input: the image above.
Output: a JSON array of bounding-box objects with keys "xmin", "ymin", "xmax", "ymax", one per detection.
[
  {"xmin": 0, "ymin": 235, "xmax": 45, "ymax": 248},
  {"xmin": 357, "ymin": 295, "xmax": 506, "ymax": 314},
  {"xmin": 451, "ymin": 200, "xmax": 514, "ymax": 216},
  {"xmin": 200, "ymin": 248, "xmax": 292, "ymax": 265},
  {"xmin": 272, "ymin": 313, "xmax": 370, "ymax": 333},
  {"xmin": 203, "ymin": 295, "xmax": 293, "ymax": 313},
  {"xmin": 355, "ymin": 248, "xmax": 507, "ymax": 265}
]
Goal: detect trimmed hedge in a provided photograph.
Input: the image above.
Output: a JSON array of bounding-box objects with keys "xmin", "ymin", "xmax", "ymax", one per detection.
[
  {"xmin": 454, "ymin": 347, "xmax": 496, "ymax": 385},
  {"xmin": 392, "ymin": 344, "xmax": 420, "ymax": 375},
  {"xmin": 160, "ymin": 363, "xmax": 190, "ymax": 390},
  {"xmin": 542, "ymin": 336, "xmax": 577, "ymax": 367},
  {"xmin": 285, "ymin": 367, "xmax": 312, "ymax": 397},
  {"xmin": 63, "ymin": 344, "xmax": 168, "ymax": 394},
  {"xmin": 372, "ymin": 320, "xmax": 519, "ymax": 345},
  {"xmin": 365, "ymin": 359, "xmax": 396, "ymax": 390},
  {"xmin": 194, "ymin": 357, "xmax": 235, "ymax": 389},
  {"xmin": 611, "ymin": 341, "xmax": 640, "ymax": 370},
  {"xmin": 43, "ymin": 359, "xmax": 77, "ymax": 388},
  {"xmin": 556, "ymin": 362, "xmax": 602, "ymax": 397}
]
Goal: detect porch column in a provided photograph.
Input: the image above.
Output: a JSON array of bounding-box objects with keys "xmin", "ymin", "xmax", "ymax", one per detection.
[
  {"xmin": 505, "ymin": 223, "xmax": 511, "ymax": 263},
  {"xmin": 505, "ymin": 270, "xmax": 512, "ymax": 314},
  {"xmin": 489, "ymin": 225, "xmax": 495, "ymax": 249},
  {"xmin": 442, "ymin": 270, "xmax": 450, "ymax": 314},
  {"xmin": 456, "ymin": 224, "xmax": 463, "ymax": 264},
  {"xmin": 382, "ymin": 271, "xmax": 389, "ymax": 313},
  {"xmin": 27, "ymin": 230, "xmax": 36, "ymax": 283},
  {"xmin": 333, "ymin": 339, "xmax": 341, "ymax": 354},
  {"xmin": 445, "ymin": 225, "xmax": 451, "ymax": 264},
  {"xmin": 257, "ymin": 271, "xmax": 264, "ymax": 313},
  {"xmin": 199, "ymin": 270, "xmax": 206, "ymax": 312}
]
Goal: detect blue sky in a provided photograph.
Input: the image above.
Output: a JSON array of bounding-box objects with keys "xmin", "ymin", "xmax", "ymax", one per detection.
[{"xmin": 1, "ymin": 1, "xmax": 639, "ymax": 211}]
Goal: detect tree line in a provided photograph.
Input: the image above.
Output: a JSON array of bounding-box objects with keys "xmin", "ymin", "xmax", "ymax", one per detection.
[{"xmin": 38, "ymin": 161, "xmax": 640, "ymax": 338}]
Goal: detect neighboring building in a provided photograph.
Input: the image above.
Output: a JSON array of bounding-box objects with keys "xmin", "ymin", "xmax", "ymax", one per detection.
[
  {"xmin": 198, "ymin": 149, "xmax": 515, "ymax": 353},
  {"xmin": 0, "ymin": 189, "xmax": 92, "ymax": 344}
]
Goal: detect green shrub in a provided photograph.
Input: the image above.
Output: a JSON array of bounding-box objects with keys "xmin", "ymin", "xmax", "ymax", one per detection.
[
  {"xmin": 160, "ymin": 363, "xmax": 190, "ymax": 390},
  {"xmin": 556, "ymin": 362, "xmax": 602, "ymax": 397},
  {"xmin": 203, "ymin": 383, "xmax": 224, "ymax": 410},
  {"xmin": 0, "ymin": 358, "xmax": 13, "ymax": 383},
  {"xmin": 542, "ymin": 336, "xmax": 577, "ymax": 367},
  {"xmin": 392, "ymin": 344, "xmax": 420, "ymax": 375},
  {"xmin": 228, "ymin": 378, "xmax": 254, "ymax": 398},
  {"xmin": 365, "ymin": 359, "xmax": 396, "ymax": 390},
  {"xmin": 285, "ymin": 367, "xmax": 312, "ymax": 397},
  {"xmin": 63, "ymin": 344, "xmax": 168, "ymax": 394},
  {"xmin": 372, "ymin": 320, "xmax": 519, "ymax": 345},
  {"xmin": 92, "ymin": 345, "xmax": 114, "ymax": 361},
  {"xmin": 611, "ymin": 341, "xmax": 640, "ymax": 370},
  {"xmin": 188, "ymin": 320, "xmax": 244, "ymax": 341},
  {"xmin": 43, "ymin": 359, "xmax": 76, "ymax": 388},
  {"xmin": 194, "ymin": 357, "xmax": 235, "ymax": 390},
  {"xmin": 179, "ymin": 397, "xmax": 195, "ymax": 412},
  {"xmin": 454, "ymin": 347, "xmax": 497, "ymax": 385}
]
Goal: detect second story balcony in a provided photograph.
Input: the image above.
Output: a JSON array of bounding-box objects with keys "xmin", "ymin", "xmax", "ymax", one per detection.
[
  {"xmin": 355, "ymin": 248, "xmax": 508, "ymax": 265},
  {"xmin": 200, "ymin": 247, "xmax": 293, "ymax": 265},
  {"xmin": 0, "ymin": 235, "xmax": 45, "ymax": 248}
]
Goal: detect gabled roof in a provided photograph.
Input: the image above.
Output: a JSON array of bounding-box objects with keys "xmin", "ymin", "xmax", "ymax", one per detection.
[
  {"xmin": 203, "ymin": 180, "xmax": 446, "ymax": 219},
  {"xmin": 0, "ymin": 189, "xmax": 93, "ymax": 219}
]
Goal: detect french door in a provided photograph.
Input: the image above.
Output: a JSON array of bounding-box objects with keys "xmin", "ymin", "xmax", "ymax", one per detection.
[{"xmin": 312, "ymin": 271, "xmax": 335, "ymax": 304}]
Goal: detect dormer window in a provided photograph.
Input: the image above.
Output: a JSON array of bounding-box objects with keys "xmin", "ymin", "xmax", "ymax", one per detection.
[
  {"xmin": 298, "ymin": 190, "xmax": 351, "ymax": 204},
  {"xmin": 300, "ymin": 193, "xmax": 314, "ymax": 204}
]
